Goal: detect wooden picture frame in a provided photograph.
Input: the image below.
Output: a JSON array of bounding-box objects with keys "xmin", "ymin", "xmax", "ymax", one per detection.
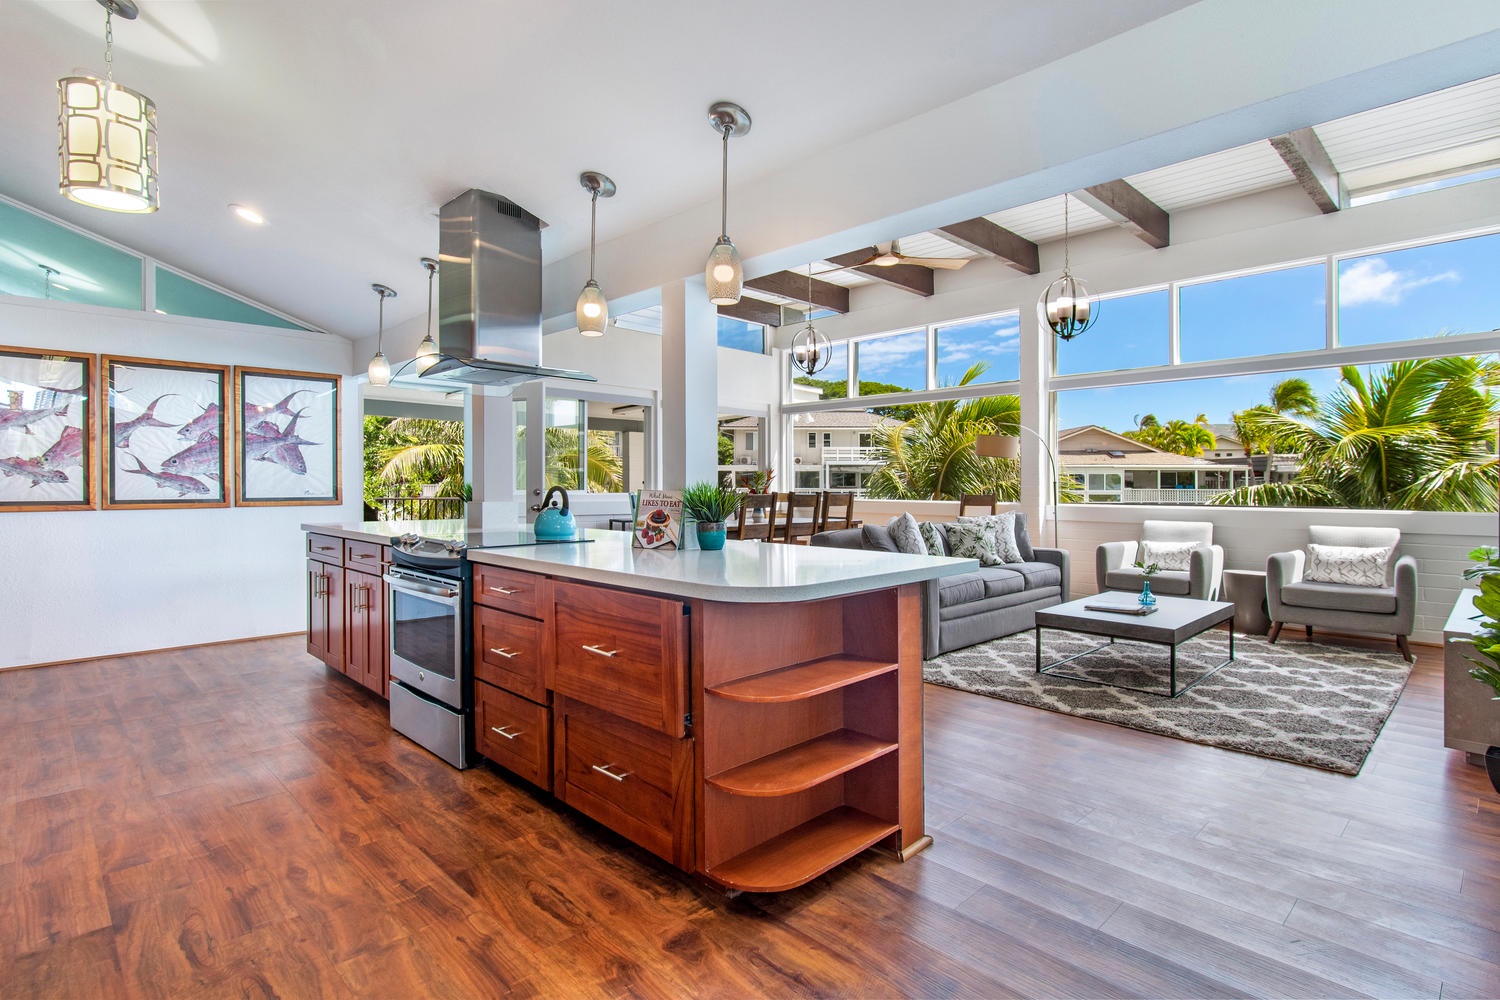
[
  {"xmin": 102, "ymin": 355, "xmax": 230, "ymax": 510},
  {"xmin": 233, "ymin": 366, "xmax": 341, "ymax": 506},
  {"xmin": 0, "ymin": 345, "xmax": 96, "ymax": 511}
]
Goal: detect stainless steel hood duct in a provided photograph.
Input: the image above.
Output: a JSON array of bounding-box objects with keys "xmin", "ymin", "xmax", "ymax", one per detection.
[{"xmin": 417, "ymin": 189, "xmax": 596, "ymax": 388}]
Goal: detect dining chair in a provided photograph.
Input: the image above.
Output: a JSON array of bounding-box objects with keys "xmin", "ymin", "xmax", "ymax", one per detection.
[
  {"xmin": 819, "ymin": 491, "xmax": 856, "ymax": 531},
  {"xmin": 958, "ymin": 493, "xmax": 998, "ymax": 517},
  {"xmin": 778, "ymin": 491, "xmax": 822, "ymax": 544},
  {"xmin": 736, "ymin": 492, "xmax": 778, "ymax": 541}
]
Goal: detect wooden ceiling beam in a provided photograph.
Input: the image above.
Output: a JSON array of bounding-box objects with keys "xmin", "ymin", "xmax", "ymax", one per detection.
[
  {"xmin": 825, "ymin": 250, "xmax": 934, "ymax": 296},
  {"xmin": 937, "ymin": 218, "xmax": 1039, "ymax": 274},
  {"xmin": 743, "ymin": 272, "xmax": 851, "ymax": 313},
  {"xmin": 1269, "ymin": 127, "xmax": 1345, "ymax": 214},
  {"xmin": 1075, "ymin": 180, "xmax": 1170, "ymax": 249},
  {"xmin": 717, "ymin": 297, "xmax": 785, "ymax": 327}
]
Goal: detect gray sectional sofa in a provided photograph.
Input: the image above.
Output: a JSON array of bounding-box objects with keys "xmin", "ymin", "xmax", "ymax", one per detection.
[{"xmin": 811, "ymin": 512, "xmax": 1070, "ymax": 658}]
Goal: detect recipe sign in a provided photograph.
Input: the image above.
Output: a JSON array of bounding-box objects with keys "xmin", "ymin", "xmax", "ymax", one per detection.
[{"xmin": 633, "ymin": 489, "xmax": 682, "ymax": 549}]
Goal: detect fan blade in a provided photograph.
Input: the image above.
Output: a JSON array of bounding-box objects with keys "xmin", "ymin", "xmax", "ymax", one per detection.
[{"xmin": 899, "ymin": 255, "xmax": 970, "ymax": 270}]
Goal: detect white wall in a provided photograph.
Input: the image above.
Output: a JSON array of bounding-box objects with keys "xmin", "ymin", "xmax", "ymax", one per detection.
[{"xmin": 0, "ymin": 296, "xmax": 359, "ymax": 668}]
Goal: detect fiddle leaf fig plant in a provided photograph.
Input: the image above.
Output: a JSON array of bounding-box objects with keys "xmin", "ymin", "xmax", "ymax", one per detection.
[{"xmin": 1463, "ymin": 546, "xmax": 1500, "ymax": 699}]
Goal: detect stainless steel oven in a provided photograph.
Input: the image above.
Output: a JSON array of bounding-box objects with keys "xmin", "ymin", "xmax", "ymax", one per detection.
[{"xmin": 384, "ymin": 563, "xmax": 472, "ymax": 769}]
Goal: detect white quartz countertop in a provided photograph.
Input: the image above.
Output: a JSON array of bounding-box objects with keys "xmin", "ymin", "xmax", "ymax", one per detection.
[{"xmin": 301, "ymin": 520, "xmax": 977, "ymax": 602}]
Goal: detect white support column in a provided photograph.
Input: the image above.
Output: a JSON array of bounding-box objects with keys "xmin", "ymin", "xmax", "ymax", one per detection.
[
  {"xmin": 1019, "ymin": 299, "xmax": 1057, "ymax": 552},
  {"xmin": 660, "ymin": 278, "xmax": 719, "ymax": 487},
  {"xmin": 464, "ymin": 385, "xmax": 522, "ymax": 529}
]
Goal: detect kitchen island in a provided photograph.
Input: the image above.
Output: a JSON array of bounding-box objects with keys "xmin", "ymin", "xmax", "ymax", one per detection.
[{"xmin": 302, "ymin": 521, "xmax": 975, "ymax": 892}]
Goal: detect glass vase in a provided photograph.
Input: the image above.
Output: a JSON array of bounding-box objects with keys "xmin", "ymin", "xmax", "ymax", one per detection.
[{"xmin": 1139, "ymin": 579, "xmax": 1157, "ymax": 607}]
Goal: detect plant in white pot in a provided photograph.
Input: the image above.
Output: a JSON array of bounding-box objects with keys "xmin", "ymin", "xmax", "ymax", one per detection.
[
  {"xmin": 1462, "ymin": 545, "xmax": 1500, "ymax": 793},
  {"xmin": 681, "ymin": 481, "xmax": 740, "ymax": 552}
]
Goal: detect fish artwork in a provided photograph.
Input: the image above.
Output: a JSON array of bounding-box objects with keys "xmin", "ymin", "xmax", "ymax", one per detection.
[
  {"xmin": 36, "ymin": 425, "xmax": 83, "ymax": 473},
  {"xmin": 160, "ymin": 431, "xmax": 221, "ymax": 478},
  {"xmin": 0, "ymin": 402, "xmax": 70, "ymax": 436},
  {"xmin": 243, "ymin": 409, "xmax": 317, "ymax": 474},
  {"xmin": 0, "ymin": 455, "xmax": 68, "ymax": 486},
  {"xmin": 243, "ymin": 390, "xmax": 309, "ymax": 428},
  {"xmin": 177, "ymin": 403, "xmax": 220, "ymax": 440},
  {"xmin": 113, "ymin": 393, "xmax": 179, "ymax": 448},
  {"xmin": 123, "ymin": 455, "xmax": 211, "ymax": 496}
]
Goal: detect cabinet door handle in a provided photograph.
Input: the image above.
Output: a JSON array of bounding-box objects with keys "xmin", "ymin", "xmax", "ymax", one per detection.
[
  {"xmin": 490, "ymin": 725, "xmax": 521, "ymax": 740},
  {"xmin": 316, "ymin": 545, "xmax": 337, "ymax": 552},
  {"xmin": 581, "ymin": 644, "xmax": 619, "ymax": 658},
  {"xmin": 313, "ymin": 574, "xmax": 326, "ymax": 597},
  {"xmin": 350, "ymin": 552, "xmax": 376, "ymax": 560},
  {"xmin": 591, "ymin": 763, "xmax": 628, "ymax": 781},
  {"xmin": 488, "ymin": 586, "xmax": 520, "ymax": 596},
  {"xmin": 488, "ymin": 647, "xmax": 520, "ymax": 659}
]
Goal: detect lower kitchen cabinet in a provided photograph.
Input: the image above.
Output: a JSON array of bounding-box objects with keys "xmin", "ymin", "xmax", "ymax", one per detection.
[
  {"xmin": 304, "ymin": 534, "xmax": 388, "ymax": 698},
  {"xmin": 475, "ymin": 681, "xmax": 551, "ymax": 789},
  {"xmin": 345, "ymin": 569, "xmax": 388, "ymax": 697},
  {"xmin": 306, "ymin": 559, "xmax": 344, "ymax": 672}
]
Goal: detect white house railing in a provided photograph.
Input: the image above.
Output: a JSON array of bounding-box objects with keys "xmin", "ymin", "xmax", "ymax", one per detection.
[
  {"xmin": 821, "ymin": 447, "xmax": 884, "ymax": 464},
  {"xmin": 1118, "ymin": 488, "xmax": 1231, "ymax": 505}
]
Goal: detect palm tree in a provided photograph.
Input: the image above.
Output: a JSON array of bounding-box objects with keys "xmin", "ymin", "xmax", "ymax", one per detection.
[
  {"xmin": 1162, "ymin": 418, "xmax": 1216, "ymax": 457},
  {"xmin": 1211, "ymin": 356, "xmax": 1500, "ymax": 510},
  {"xmin": 544, "ymin": 427, "xmax": 624, "ymax": 492},
  {"xmin": 1261, "ymin": 377, "xmax": 1319, "ymax": 486},
  {"xmin": 374, "ymin": 418, "xmax": 466, "ymax": 496},
  {"xmin": 1229, "ymin": 406, "xmax": 1271, "ymax": 487}
]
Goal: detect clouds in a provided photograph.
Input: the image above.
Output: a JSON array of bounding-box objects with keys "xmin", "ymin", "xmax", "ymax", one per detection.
[{"xmin": 1340, "ymin": 257, "xmax": 1459, "ymax": 306}]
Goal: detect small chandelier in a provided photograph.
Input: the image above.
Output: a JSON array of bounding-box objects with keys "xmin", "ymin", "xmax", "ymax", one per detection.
[
  {"xmin": 705, "ymin": 101, "xmax": 751, "ymax": 306},
  {"xmin": 1041, "ymin": 195, "xmax": 1098, "ymax": 341},
  {"xmin": 576, "ymin": 171, "xmax": 616, "ymax": 337},
  {"xmin": 367, "ymin": 283, "xmax": 396, "ymax": 386},
  {"xmin": 414, "ymin": 257, "xmax": 440, "ymax": 371},
  {"xmin": 790, "ymin": 265, "xmax": 831, "ymax": 377},
  {"xmin": 58, "ymin": 0, "xmax": 158, "ymax": 214}
]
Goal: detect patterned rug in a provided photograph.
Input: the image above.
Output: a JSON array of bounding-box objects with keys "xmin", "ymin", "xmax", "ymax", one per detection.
[{"xmin": 924, "ymin": 628, "xmax": 1415, "ymax": 774}]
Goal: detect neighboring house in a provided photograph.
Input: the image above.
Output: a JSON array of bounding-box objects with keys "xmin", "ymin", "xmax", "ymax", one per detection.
[
  {"xmin": 718, "ymin": 415, "xmax": 764, "ymax": 484},
  {"xmin": 1205, "ymin": 423, "xmax": 1302, "ymax": 485},
  {"xmin": 790, "ymin": 410, "xmax": 900, "ymax": 492},
  {"xmin": 1058, "ymin": 426, "xmax": 1244, "ymax": 504}
]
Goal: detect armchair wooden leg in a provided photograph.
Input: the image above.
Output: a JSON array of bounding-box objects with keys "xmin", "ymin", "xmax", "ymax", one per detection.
[
  {"xmin": 1268, "ymin": 622, "xmax": 1282, "ymax": 644},
  {"xmin": 1396, "ymin": 635, "xmax": 1413, "ymax": 663},
  {"xmin": 1305, "ymin": 626, "xmax": 1314, "ymax": 639}
]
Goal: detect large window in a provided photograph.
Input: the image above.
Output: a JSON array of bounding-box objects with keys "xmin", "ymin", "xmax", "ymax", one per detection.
[
  {"xmin": 0, "ymin": 198, "xmax": 141, "ymax": 310},
  {"xmin": 717, "ymin": 316, "xmax": 766, "ymax": 353},
  {"xmin": 1055, "ymin": 288, "xmax": 1170, "ymax": 375},
  {"xmin": 854, "ymin": 329, "xmax": 927, "ymax": 392},
  {"xmin": 936, "ymin": 311, "xmax": 1019, "ymax": 385},
  {"xmin": 1180, "ymin": 264, "xmax": 1326, "ymax": 362},
  {"xmin": 1337, "ymin": 232, "xmax": 1500, "ymax": 346},
  {"xmin": 155, "ymin": 267, "xmax": 308, "ymax": 330},
  {"xmin": 544, "ymin": 398, "xmax": 642, "ymax": 493},
  {"xmin": 790, "ymin": 342, "xmax": 849, "ymax": 396}
]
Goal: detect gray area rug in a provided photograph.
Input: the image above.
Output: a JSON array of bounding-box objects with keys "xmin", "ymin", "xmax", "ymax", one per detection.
[{"xmin": 924, "ymin": 628, "xmax": 1414, "ymax": 774}]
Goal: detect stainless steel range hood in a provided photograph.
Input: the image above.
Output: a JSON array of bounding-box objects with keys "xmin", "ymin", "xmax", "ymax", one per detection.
[{"xmin": 417, "ymin": 189, "xmax": 596, "ymax": 388}]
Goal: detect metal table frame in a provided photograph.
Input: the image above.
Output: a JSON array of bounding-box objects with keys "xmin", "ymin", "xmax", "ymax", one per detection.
[{"xmin": 1034, "ymin": 601, "xmax": 1235, "ymax": 698}]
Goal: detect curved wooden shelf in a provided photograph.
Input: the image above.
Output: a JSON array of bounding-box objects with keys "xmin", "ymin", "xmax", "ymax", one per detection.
[
  {"xmin": 705, "ymin": 729, "xmax": 896, "ymax": 797},
  {"xmin": 706, "ymin": 655, "xmax": 896, "ymax": 703},
  {"xmin": 706, "ymin": 806, "xmax": 898, "ymax": 893}
]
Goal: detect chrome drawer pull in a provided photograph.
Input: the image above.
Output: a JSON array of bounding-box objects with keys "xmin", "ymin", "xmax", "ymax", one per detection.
[
  {"xmin": 350, "ymin": 552, "xmax": 376, "ymax": 560},
  {"xmin": 315, "ymin": 545, "xmax": 336, "ymax": 552},
  {"xmin": 490, "ymin": 726, "xmax": 521, "ymax": 740},
  {"xmin": 581, "ymin": 644, "xmax": 620, "ymax": 658},
  {"xmin": 488, "ymin": 647, "xmax": 521, "ymax": 659},
  {"xmin": 488, "ymin": 586, "xmax": 520, "ymax": 595},
  {"xmin": 591, "ymin": 763, "xmax": 628, "ymax": 781}
]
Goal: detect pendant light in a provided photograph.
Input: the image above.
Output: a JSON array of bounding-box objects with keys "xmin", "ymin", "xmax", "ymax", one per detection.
[
  {"xmin": 367, "ymin": 283, "xmax": 396, "ymax": 386},
  {"xmin": 576, "ymin": 171, "xmax": 616, "ymax": 337},
  {"xmin": 1042, "ymin": 194, "xmax": 1098, "ymax": 341},
  {"xmin": 704, "ymin": 101, "xmax": 751, "ymax": 305},
  {"xmin": 790, "ymin": 265, "xmax": 832, "ymax": 377},
  {"xmin": 58, "ymin": 0, "xmax": 158, "ymax": 214},
  {"xmin": 414, "ymin": 257, "xmax": 440, "ymax": 371}
]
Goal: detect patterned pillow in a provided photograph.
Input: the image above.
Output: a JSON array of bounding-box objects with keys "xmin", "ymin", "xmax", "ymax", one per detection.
[
  {"xmin": 945, "ymin": 522, "xmax": 1002, "ymax": 566},
  {"xmin": 886, "ymin": 512, "xmax": 927, "ymax": 555},
  {"xmin": 1304, "ymin": 543, "xmax": 1393, "ymax": 587},
  {"xmin": 957, "ymin": 511, "xmax": 1024, "ymax": 563},
  {"xmin": 1139, "ymin": 539, "xmax": 1199, "ymax": 572},
  {"xmin": 918, "ymin": 521, "xmax": 948, "ymax": 557}
]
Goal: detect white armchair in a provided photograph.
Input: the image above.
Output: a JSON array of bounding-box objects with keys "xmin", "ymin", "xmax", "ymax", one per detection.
[
  {"xmin": 1267, "ymin": 525, "xmax": 1417, "ymax": 662},
  {"xmin": 1096, "ymin": 519, "xmax": 1225, "ymax": 601}
]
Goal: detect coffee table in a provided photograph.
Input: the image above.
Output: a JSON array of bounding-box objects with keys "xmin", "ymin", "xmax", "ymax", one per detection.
[{"xmin": 1034, "ymin": 594, "xmax": 1235, "ymax": 698}]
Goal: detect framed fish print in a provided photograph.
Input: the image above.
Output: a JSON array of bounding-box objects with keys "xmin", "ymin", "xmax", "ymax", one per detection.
[
  {"xmin": 0, "ymin": 345, "xmax": 96, "ymax": 511},
  {"xmin": 102, "ymin": 355, "xmax": 230, "ymax": 510},
  {"xmin": 233, "ymin": 367, "xmax": 341, "ymax": 506}
]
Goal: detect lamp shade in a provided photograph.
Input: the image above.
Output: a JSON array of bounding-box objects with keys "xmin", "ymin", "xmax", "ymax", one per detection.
[
  {"xmin": 413, "ymin": 333, "xmax": 439, "ymax": 372},
  {"xmin": 576, "ymin": 279, "xmax": 608, "ymax": 336},
  {"xmin": 367, "ymin": 351, "xmax": 391, "ymax": 386},
  {"xmin": 790, "ymin": 322, "xmax": 832, "ymax": 377},
  {"xmin": 705, "ymin": 237, "xmax": 742, "ymax": 305},
  {"xmin": 1042, "ymin": 274, "xmax": 1097, "ymax": 340},
  {"xmin": 975, "ymin": 433, "xmax": 1020, "ymax": 460},
  {"xmin": 58, "ymin": 75, "xmax": 158, "ymax": 213}
]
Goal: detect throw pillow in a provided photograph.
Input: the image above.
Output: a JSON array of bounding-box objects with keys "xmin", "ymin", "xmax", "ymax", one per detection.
[
  {"xmin": 887, "ymin": 513, "xmax": 927, "ymax": 556},
  {"xmin": 945, "ymin": 522, "xmax": 1002, "ymax": 566},
  {"xmin": 860, "ymin": 524, "xmax": 900, "ymax": 552},
  {"xmin": 1139, "ymin": 539, "xmax": 1199, "ymax": 572},
  {"xmin": 958, "ymin": 511, "xmax": 1024, "ymax": 563},
  {"xmin": 918, "ymin": 521, "xmax": 948, "ymax": 557},
  {"xmin": 1304, "ymin": 543, "xmax": 1393, "ymax": 587}
]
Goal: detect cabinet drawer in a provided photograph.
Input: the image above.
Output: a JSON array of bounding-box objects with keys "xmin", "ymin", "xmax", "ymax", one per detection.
[
  {"xmin": 344, "ymin": 539, "xmax": 388, "ymax": 572},
  {"xmin": 476, "ymin": 682, "xmax": 550, "ymax": 790},
  {"xmin": 474, "ymin": 606, "xmax": 548, "ymax": 702},
  {"xmin": 473, "ymin": 564, "xmax": 547, "ymax": 618},
  {"xmin": 554, "ymin": 697, "xmax": 691, "ymax": 868},
  {"xmin": 307, "ymin": 533, "xmax": 343, "ymax": 565},
  {"xmin": 552, "ymin": 581, "xmax": 687, "ymax": 737}
]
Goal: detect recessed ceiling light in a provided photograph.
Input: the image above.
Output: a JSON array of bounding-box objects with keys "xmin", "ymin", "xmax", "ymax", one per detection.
[{"xmin": 229, "ymin": 203, "xmax": 265, "ymax": 225}]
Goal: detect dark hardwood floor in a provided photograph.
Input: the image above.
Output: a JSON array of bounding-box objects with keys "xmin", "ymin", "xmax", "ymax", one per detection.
[{"xmin": 1, "ymin": 634, "xmax": 1496, "ymax": 998}]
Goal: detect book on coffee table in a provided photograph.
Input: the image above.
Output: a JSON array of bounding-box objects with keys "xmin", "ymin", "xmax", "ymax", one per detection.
[{"xmin": 1083, "ymin": 600, "xmax": 1159, "ymax": 616}]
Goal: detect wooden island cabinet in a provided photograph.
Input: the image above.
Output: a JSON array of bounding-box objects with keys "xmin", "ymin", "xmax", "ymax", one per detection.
[{"xmin": 305, "ymin": 531, "xmax": 388, "ymax": 699}]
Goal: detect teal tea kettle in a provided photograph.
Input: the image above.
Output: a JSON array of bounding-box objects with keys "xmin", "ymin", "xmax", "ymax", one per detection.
[{"xmin": 533, "ymin": 486, "xmax": 577, "ymax": 539}]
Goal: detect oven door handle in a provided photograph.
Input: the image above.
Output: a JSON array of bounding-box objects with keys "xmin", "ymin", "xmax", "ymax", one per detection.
[{"xmin": 383, "ymin": 573, "xmax": 461, "ymax": 602}]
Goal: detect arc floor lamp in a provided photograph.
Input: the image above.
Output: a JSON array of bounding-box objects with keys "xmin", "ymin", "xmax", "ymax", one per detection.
[{"xmin": 975, "ymin": 426, "xmax": 1062, "ymax": 549}]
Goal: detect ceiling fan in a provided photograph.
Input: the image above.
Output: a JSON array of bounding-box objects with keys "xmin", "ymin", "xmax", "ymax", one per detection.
[{"xmin": 837, "ymin": 239, "xmax": 971, "ymax": 270}]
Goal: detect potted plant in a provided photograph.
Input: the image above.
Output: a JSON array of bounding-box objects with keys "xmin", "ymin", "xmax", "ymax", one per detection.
[
  {"xmin": 681, "ymin": 481, "xmax": 740, "ymax": 551},
  {"xmin": 747, "ymin": 468, "xmax": 774, "ymax": 494},
  {"xmin": 1462, "ymin": 545, "xmax": 1500, "ymax": 793}
]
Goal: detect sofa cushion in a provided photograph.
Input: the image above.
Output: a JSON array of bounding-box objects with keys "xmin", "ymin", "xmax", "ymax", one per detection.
[
  {"xmin": 1104, "ymin": 567, "xmax": 1192, "ymax": 595},
  {"xmin": 1280, "ymin": 580, "xmax": 1398, "ymax": 615},
  {"xmin": 945, "ymin": 522, "xmax": 1002, "ymax": 566},
  {"xmin": 919, "ymin": 521, "xmax": 948, "ymax": 557},
  {"xmin": 1139, "ymin": 539, "xmax": 1198, "ymax": 572},
  {"xmin": 861, "ymin": 524, "xmax": 900, "ymax": 552},
  {"xmin": 1003, "ymin": 561, "xmax": 1064, "ymax": 591},
  {"xmin": 979, "ymin": 567, "xmax": 1026, "ymax": 598},
  {"xmin": 1012, "ymin": 512, "xmax": 1036, "ymax": 561},
  {"xmin": 938, "ymin": 587, "xmax": 1062, "ymax": 621},
  {"xmin": 938, "ymin": 572, "xmax": 987, "ymax": 608},
  {"xmin": 1304, "ymin": 543, "xmax": 1393, "ymax": 587},
  {"xmin": 957, "ymin": 511, "xmax": 1024, "ymax": 563},
  {"xmin": 887, "ymin": 513, "xmax": 927, "ymax": 555}
]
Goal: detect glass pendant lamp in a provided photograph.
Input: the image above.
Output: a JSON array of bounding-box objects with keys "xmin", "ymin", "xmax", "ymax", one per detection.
[
  {"xmin": 367, "ymin": 283, "xmax": 396, "ymax": 386},
  {"xmin": 576, "ymin": 171, "xmax": 616, "ymax": 336},
  {"xmin": 704, "ymin": 102, "xmax": 751, "ymax": 305}
]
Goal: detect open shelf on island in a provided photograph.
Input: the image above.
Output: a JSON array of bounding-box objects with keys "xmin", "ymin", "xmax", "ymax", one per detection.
[
  {"xmin": 706, "ymin": 655, "xmax": 897, "ymax": 703},
  {"xmin": 706, "ymin": 806, "xmax": 899, "ymax": 893},
  {"xmin": 706, "ymin": 729, "xmax": 896, "ymax": 796}
]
